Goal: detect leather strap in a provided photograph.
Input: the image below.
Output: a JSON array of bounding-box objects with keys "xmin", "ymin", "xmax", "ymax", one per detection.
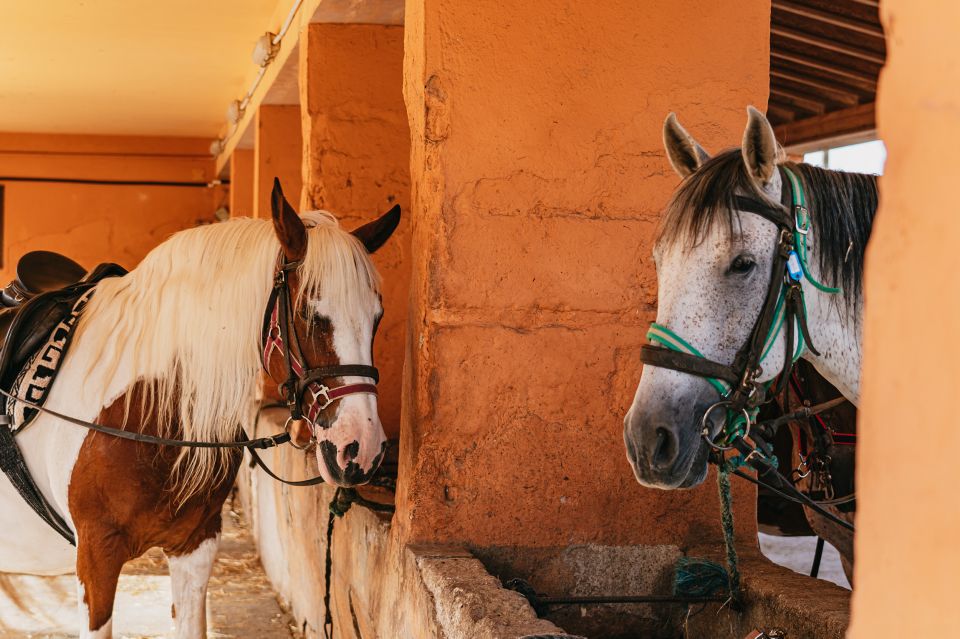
[
  {"xmin": 326, "ymin": 383, "xmax": 377, "ymax": 403},
  {"xmin": 0, "ymin": 420, "xmax": 75, "ymax": 544},
  {"xmin": 300, "ymin": 365, "xmax": 379, "ymax": 383},
  {"xmin": 0, "ymin": 386, "xmax": 292, "ymax": 449},
  {"xmin": 245, "ymin": 436, "xmax": 326, "ymax": 486},
  {"xmin": 733, "ymin": 195, "xmax": 792, "ymax": 227},
  {"xmin": 639, "ymin": 346, "xmax": 739, "ymax": 384}
]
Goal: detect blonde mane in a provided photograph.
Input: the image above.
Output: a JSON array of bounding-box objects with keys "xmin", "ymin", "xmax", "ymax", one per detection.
[{"xmin": 74, "ymin": 212, "xmax": 381, "ymax": 502}]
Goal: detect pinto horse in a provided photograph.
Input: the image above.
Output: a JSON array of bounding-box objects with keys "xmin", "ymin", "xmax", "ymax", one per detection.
[
  {"xmin": 624, "ymin": 107, "xmax": 876, "ymax": 571},
  {"xmin": 0, "ymin": 180, "xmax": 399, "ymax": 638}
]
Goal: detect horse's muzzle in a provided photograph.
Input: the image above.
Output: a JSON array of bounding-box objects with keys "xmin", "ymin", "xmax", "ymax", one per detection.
[
  {"xmin": 317, "ymin": 439, "xmax": 388, "ymax": 487},
  {"xmin": 624, "ymin": 404, "xmax": 712, "ymax": 489}
]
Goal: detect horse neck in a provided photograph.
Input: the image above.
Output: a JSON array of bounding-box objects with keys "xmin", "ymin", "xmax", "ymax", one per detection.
[{"xmin": 800, "ymin": 264, "xmax": 863, "ymax": 406}]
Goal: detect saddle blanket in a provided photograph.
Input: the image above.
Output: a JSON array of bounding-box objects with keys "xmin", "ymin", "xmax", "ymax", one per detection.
[{"xmin": 3, "ymin": 288, "xmax": 94, "ymax": 432}]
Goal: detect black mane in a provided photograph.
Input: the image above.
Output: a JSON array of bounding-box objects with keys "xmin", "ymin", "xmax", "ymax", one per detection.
[{"xmin": 658, "ymin": 148, "xmax": 878, "ymax": 306}]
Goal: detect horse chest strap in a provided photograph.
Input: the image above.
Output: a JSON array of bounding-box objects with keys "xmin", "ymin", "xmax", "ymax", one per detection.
[{"xmin": 0, "ymin": 425, "xmax": 75, "ymax": 544}]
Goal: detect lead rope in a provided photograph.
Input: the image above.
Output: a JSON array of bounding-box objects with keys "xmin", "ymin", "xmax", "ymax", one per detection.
[
  {"xmin": 323, "ymin": 490, "xmax": 339, "ymax": 639},
  {"xmin": 717, "ymin": 464, "xmax": 742, "ymax": 608}
]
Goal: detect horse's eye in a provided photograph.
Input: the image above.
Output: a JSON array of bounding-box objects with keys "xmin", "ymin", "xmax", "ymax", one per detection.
[
  {"xmin": 299, "ymin": 308, "xmax": 332, "ymax": 330},
  {"xmin": 728, "ymin": 255, "xmax": 756, "ymax": 275}
]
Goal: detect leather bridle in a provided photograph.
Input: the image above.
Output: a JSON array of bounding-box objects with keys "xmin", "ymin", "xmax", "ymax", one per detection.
[
  {"xmin": 262, "ymin": 255, "xmax": 379, "ymax": 444},
  {"xmin": 639, "ymin": 166, "xmax": 826, "ymax": 447}
]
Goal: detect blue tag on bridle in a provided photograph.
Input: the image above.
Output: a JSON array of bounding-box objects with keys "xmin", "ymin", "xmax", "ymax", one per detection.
[{"xmin": 786, "ymin": 251, "xmax": 803, "ymax": 281}]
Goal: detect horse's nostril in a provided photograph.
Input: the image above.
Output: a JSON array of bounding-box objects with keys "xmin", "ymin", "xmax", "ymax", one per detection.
[
  {"xmin": 342, "ymin": 441, "xmax": 360, "ymax": 464},
  {"xmin": 652, "ymin": 427, "xmax": 678, "ymax": 470}
]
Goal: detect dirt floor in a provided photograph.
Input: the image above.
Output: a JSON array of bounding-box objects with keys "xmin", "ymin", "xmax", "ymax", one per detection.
[{"xmin": 0, "ymin": 499, "xmax": 295, "ymax": 639}]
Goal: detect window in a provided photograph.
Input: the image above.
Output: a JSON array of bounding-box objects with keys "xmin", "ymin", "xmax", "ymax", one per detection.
[{"xmin": 803, "ymin": 139, "xmax": 887, "ymax": 175}]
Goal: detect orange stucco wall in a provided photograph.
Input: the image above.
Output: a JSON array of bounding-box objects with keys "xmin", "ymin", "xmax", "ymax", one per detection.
[
  {"xmin": 300, "ymin": 23, "xmax": 411, "ymax": 438},
  {"xmin": 849, "ymin": 0, "xmax": 960, "ymax": 635},
  {"xmin": 399, "ymin": 0, "xmax": 770, "ymax": 547},
  {"xmin": 254, "ymin": 105, "xmax": 302, "ymax": 219},
  {"xmin": 0, "ymin": 133, "xmax": 224, "ymax": 282}
]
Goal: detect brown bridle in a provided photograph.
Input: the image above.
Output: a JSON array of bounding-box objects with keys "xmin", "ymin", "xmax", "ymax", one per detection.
[{"xmin": 261, "ymin": 255, "xmax": 379, "ymax": 442}]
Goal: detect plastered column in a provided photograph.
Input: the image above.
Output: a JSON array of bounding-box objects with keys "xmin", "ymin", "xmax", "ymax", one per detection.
[
  {"xmin": 229, "ymin": 148, "xmax": 255, "ymax": 218},
  {"xmin": 253, "ymin": 105, "xmax": 303, "ymax": 218},
  {"xmin": 300, "ymin": 23, "xmax": 410, "ymax": 437},
  {"xmin": 236, "ymin": 25, "xmax": 411, "ymax": 638},
  {"xmin": 400, "ymin": 0, "xmax": 770, "ymax": 547},
  {"xmin": 849, "ymin": 1, "xmax": 960, "ymax": 635}
]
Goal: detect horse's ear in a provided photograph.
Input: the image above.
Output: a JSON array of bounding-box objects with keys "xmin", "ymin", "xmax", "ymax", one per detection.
[
  {"xmin": 741, "ymin": 106, "xmax": 782, "ymax": 186},
  {"xmin": 270, "ymin": 178, "xmax": 307, "ymax": 262},
  {"xmin": 663, "ymin": 113, "xmax": 710, "ymax": 178},
  {"xmin": 351, "ymin": 205, "xmax": 401, "ymax": 254}
]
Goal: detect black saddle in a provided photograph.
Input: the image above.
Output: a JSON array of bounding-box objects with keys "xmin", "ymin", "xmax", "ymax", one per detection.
[
  {"xmin": 0, "ymin": 251, "xmax": 88, "ymax": 308},
  {"xmin": 0, "ymin": 251, "xmax": 127, "ymax": 389},
  {"xmin": 0, "ymin": 250, "xmax": 127, "ymax": 546}
]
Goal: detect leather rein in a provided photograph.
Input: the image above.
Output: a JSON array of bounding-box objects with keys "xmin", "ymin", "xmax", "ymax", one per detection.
[{"xmin": 0, "ymin": 253, "xmax": 381, "ymax": 486}]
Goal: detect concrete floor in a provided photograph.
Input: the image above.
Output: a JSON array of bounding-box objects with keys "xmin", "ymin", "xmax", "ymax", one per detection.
[
  {"xmin": 0, "ymin": 501, "xmax": 294, "ymax": 639},
  {"xmin": 758, "ymin": 532, "xmax": 851, "ymax": 590}
]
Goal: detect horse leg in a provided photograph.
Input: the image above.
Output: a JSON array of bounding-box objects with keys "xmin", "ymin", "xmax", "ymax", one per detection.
[
  {"xmin": 76, "ymin": 533, "xmax": 128, "ymax": 639},
  {"xmin": 167, "ymin": 535, "xmax": 219, "ymax": 639}
]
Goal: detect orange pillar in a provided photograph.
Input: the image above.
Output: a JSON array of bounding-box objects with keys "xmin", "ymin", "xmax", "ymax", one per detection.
[
  {"xmin": 400, "ymin": 0, "xmax": 770, "ymax": 547},
  {"xmin": 228, "ymin": 148, "xmax": 255, "ymax": 218},
  {"xmin": 253, "ymin": 105, "xmax": 303, "ymax": 218},
  {"xmin": 849, "ymin": 0, "xmax": 960, "ymax": 635},
  {"xmin": 300, "ymin": 23, "xmax": 410, "ymax": 438}
]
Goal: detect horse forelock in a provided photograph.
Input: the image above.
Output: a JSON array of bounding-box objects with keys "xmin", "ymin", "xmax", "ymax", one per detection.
[
  {"xmin": 73, "ymin": 212, "xmax": 381, "ymax": 503},
  {"xmin": 656, "ymin": 148, "xmax": 878, "ymax": 309},
  {"xmin": 657, "ymin": 149, "xmax": 772, "ymax": 252}
]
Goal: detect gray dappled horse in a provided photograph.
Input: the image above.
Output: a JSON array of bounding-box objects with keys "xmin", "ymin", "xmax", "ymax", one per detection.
[{"xmin": 625, "ymin": 107, "xmax": 875, "ymax": 578}]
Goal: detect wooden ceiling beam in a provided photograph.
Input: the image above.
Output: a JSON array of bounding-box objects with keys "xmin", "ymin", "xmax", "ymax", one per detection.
[
  {"xmin": 771, "ymin": 69, "xmax": 862, "ymax": 106},
  {"xmin": 787, "ymin": 0, "xmax": 880, "ymax": 25},
  {"xmin": 771, "ymin": 27, "xmax": 886, "ymax": 65},
  {"xmin": 772, "ymin": 97, "xmax": 821, "ymax": 121},
  {"xmin": 771, "ymin": 53, "xmax": 877, "ymax": 92},
  {"xmin": 772, "ymin": 37, "xmax": 883, "ymax": 78},
  {"xmin": 774, "ymin": 102, "xmax": 876, "ymax": 150},
  {"xmin": 772, "ymin": 0, "xmax": 884, "ymax": 38},
  {"xmin": 767, "ymin": 102, "xmax": 799, "ymax": 125},
  {"xmin": 770, "ymin": 85, "xmax": 830, "ymax": 115},
  {"xmin": 772, "ymin": 11, "xmax": 885, "ymax": 56}
]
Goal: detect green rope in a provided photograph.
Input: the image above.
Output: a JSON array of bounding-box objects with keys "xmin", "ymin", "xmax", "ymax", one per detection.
[
  {"xmin": 717, "ymin": 463, "xmax": 743, "ymax": 607},
  {"xmin": 673, "ymin": 557, "xmax": 729, "ymax": 598},
  {"xmin": 671, "ymin": 462, "xmax": 745, "ymax": 610}
]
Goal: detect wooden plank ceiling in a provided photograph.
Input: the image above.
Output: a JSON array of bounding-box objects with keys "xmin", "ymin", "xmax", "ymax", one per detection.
[{"xmin": 769, "ymin": 0, "xmax": 885, "ymax": 149}]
